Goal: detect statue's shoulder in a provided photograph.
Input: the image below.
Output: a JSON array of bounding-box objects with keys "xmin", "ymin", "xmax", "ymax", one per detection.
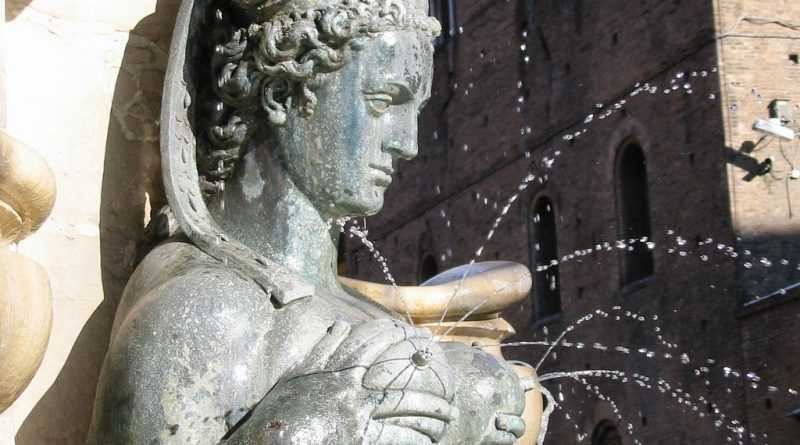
[
  {"xmin": 91, "ymin": 241, "xmax": 281, "ymax": 444},
  {"xmin": 130, "ymin": 239, "xmax": 252, "ymax": 294},
  {"xmin": 112, "ymin": 240, "xmax": 272, "ymax": 339}
]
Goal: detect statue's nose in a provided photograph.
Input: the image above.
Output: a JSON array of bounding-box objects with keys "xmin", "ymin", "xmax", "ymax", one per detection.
[
  {"xmin": 383, "ymin": 138, "xmax": 418, "ymax": 160},
  {"xmin": 383, "ymin": 110, "xmax": 419, "ymax": 160}
]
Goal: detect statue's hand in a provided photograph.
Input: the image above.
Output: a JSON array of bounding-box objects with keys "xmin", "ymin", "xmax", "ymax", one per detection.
[
  {"xmin": 225, "ymin": 319, "xmax": 457, "ymax": 445},
  {"xmin": 439, "ymin": 342, "xmax": 527, "ymax": 445},
  {"xmin": 328, "ymin": 319, "xmax": 456, "ymax": 444}
]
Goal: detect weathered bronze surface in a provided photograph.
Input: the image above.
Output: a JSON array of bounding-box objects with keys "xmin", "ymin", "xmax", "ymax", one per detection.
[
  {"xmin": 0, "ymin": 131, "xmax": 57, "ymax": 246},
  {"xmin": 340, "ymin": 261, "xmax": 534, "ymax": 323},
  {"xmin": 0, "ymin": 129, "xmax": 56, "ymax": 413},
  {"xmin": 342, "ymin": 261, "xmax": 544, "ymax": 444},
  {"xmin": 0, "ymin": 250, "xmax": 53, "ymax": 413},
  {"xmin": 87, "ymin": 1, "xmax": 533, "ymax": 444}
]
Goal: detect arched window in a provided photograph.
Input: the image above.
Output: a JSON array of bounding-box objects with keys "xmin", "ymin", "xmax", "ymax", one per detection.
[
  {"xmin": 530, "ymin": 196, "xmax": 561, "ymax": 321},
  {"xmin": 591, "ymin": 420, "xmax": 623, "ymax": 445},
  {"xmin": 616, "ymin": 142, "xmax": 654, "ymax": 286},
  {"xmin": 420, "ymin": 254, "xmax": 440, "ymax": 283}
]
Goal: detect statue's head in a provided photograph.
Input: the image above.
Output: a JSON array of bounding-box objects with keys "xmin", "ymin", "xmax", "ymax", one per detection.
[{"xmin": 201, "ymin": 0, "xmax": 440, "ymax": 216}]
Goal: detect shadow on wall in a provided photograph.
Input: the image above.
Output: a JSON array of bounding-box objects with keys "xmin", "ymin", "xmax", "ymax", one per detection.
[
  {"xmin": 14, "ymin": 1, "xmax": 179, "ymax": 443},
  {"xmin": 724, "ymin": 140, "xmax": 774, "ymax": 182},
  {"xmin": 737, "ymin": 231, "xmax": 800, "ymax": 304}
]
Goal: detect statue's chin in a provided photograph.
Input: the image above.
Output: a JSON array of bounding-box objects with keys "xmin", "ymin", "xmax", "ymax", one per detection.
[{"xmin": 333, "ymin": 193, "xmax": 385, "ymax": 218}]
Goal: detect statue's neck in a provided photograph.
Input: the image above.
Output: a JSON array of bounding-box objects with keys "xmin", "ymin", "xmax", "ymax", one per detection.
[{"xmin": 211, "ymin": 150, "xmax": 340, "ymax": 293}]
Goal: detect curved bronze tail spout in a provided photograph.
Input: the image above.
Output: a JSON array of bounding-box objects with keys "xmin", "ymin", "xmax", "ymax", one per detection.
[
  {"xmin": 0, "ymin": 129, "xmax": 56, "ymax": 414},
  {"xmin": 0, "ymin": 130, "xmax": 56, "ymax": 245}
]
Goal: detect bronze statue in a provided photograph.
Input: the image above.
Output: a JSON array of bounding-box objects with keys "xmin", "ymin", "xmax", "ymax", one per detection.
[
  {"xmin": 0, "ymin": 130, "xmax": 56, "ymax": 415},
  {"xmin": 87, "ymin": 1, "xmax": 530, "ymax": 443}
]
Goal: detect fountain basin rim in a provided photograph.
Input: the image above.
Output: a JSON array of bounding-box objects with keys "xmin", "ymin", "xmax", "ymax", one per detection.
[{"xmin": 339, "ymin": 261, "xmax": 532, "ymax": 322}]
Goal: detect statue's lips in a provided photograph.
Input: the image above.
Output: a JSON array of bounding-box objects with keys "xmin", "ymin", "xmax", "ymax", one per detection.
[{"xmin": 369, "ymin": 164, "xmax": 393, "ymax": 186}]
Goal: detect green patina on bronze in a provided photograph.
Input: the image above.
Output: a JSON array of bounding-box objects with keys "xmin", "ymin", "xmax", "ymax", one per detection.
[{"xmin": 86, "ymin": 1, "xmax": 528, "ymax": 444}]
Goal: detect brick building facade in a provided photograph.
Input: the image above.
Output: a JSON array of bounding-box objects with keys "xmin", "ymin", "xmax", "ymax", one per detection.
[{"xmin": 345, "ymin": 0, "xmax": 800, "ymax": 443}]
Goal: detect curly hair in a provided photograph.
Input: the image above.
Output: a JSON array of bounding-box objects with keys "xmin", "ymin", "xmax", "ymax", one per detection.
[{"xmin": 199, "ymin": 0, "xmax": 440, "ymax": 192}]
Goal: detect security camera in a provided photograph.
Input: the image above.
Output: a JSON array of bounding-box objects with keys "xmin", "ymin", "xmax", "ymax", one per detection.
[{"xmin": 753, "ymin": 118, "xmax": 796, "ymax": 141}]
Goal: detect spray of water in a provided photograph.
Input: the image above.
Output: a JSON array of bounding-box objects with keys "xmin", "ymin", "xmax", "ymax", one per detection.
[{"xmin": 340, "ymin": 44, "xmax": 797, "ymax": 442}]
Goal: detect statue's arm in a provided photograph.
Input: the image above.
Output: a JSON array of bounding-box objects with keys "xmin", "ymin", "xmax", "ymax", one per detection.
[
  {"xmin": 86, "ymin": 260, "xmax": 462, "ymax": 445},
  {"xmin": 86, "ymin": 266, "xmax": 276, "ymax": 445}
]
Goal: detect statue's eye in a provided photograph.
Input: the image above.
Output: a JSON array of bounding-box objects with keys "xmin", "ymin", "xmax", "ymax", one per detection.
[{"xmin": 365, "ymin": 93, "xmax": 393, "ymax": 115}]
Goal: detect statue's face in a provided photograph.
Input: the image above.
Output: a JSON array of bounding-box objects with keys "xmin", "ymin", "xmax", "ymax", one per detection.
[{"xmin": 275, "ymin": 30, "xmax": 434, "ymax": 216}]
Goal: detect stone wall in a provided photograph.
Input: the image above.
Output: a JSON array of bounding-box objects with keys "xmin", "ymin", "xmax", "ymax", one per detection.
[
  {"xmin": 347, "ymin": 0, "xmax": 800, "ymax": 443},
  {"xmin": 0, "ymin": 1, "xmax": 177, "ymax": 443},
  {"xmin": 717, "ymin": 0, "xmax": 800, "ymax": 300},
  {"xmin": 716, "ymin": 0, "xmax": 800, "ymax": 440}
]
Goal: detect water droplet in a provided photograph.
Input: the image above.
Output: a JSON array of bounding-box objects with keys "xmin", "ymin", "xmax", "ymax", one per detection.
[{"xmin": 745, "ymin": 372, "xmax": 761, "ymax": 382}]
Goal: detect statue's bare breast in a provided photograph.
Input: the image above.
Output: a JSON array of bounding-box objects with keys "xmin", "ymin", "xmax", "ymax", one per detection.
[
  {"xmin": 89, "ymin": 242, "xmax": 526, "ymax": 445},
  {"xmin": 89, "ymin": 241, "xmax": 406, "ymax": 444}
]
